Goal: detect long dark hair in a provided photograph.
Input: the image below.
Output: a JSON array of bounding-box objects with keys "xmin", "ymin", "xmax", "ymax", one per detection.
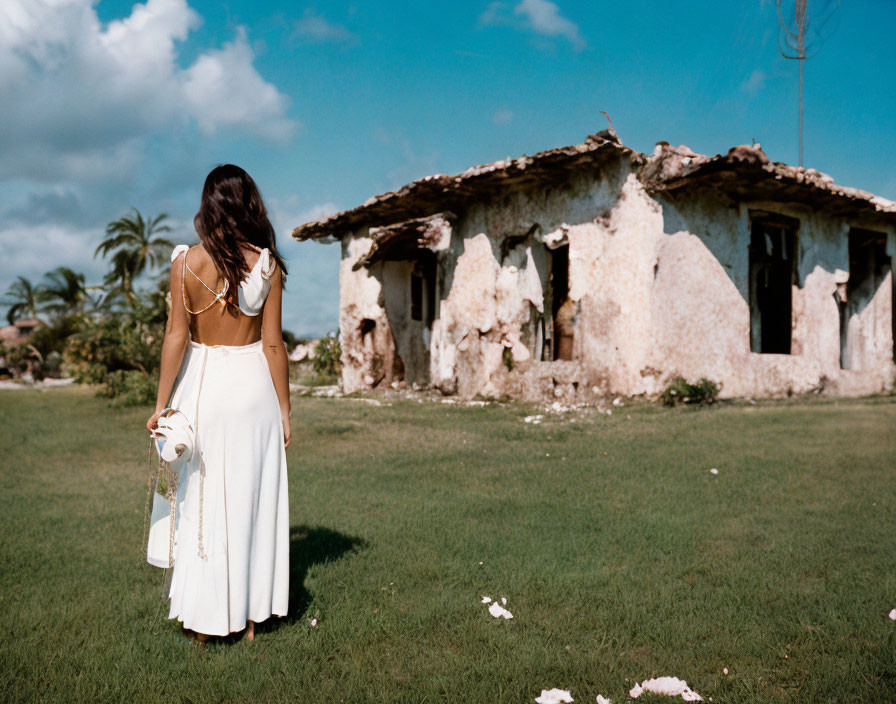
[{"xmin": 193, "ymin": 164, "xmax": 288, "ymax": 297}]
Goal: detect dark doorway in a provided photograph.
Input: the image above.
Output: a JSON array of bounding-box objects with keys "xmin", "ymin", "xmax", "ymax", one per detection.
[
  {"xmin": 410, "ymin": 269, "xmax": 423, "ymax": 321},
  {"xmin": 380, "ymin": 250, "xmax": 438, "ymax": 387},
  {"xmin": 749, "ymin": 214, "xmax": 798, "ymax": 354},
  {"xmin": 550, "ymin": 245, "xmax": 574, "ymax": 361},
  {"xmin": 410, "ymin": 253, "xmax": 436, "ymax": 326},
  {"xmin": 840, "ymin": 228, "xmax": 891, "ymax": 369}
]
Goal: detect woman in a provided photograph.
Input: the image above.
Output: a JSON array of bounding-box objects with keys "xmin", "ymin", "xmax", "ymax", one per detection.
[{"xmin": 147, "ymin": 164, "xmax": 291, "ymax": 642}]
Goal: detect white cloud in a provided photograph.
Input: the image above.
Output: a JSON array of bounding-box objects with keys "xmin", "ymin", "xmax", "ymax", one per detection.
[
  {"xmin": 293, "ymin": 9, "xmax": 358, "ymax": 44},
  {"xmin": 492, "ymin": 108, "xmax": 515, "ymax": 125},
  {"xmin": 480, "ymin": 0, "xmax": 585, "ymax": 51},
  {"xmin": 0, "ymin": 221, "xmax": 109, "ymax": 305},
  {"xmin": 740, "ymin": 69, "xmax": 767, "ymax": 96},
  {"xmin": 0, "ymin": 0, "xmax": 297, "ymax": 182},
  {"xmin": 478, "ymin": 1, "xmax": 506, "ymax": 28},
  {"xmin": 514, "ymin": 0, "xmax": 585, "ymax": 51},
  {"xmin": 182, "ymin": 27, "xmax": 296, "ymax": 140}
]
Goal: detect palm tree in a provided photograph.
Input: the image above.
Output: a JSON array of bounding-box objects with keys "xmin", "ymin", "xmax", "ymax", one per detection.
[
  {"xmin": 3, "ymin": 276, "xmax": 44, "ymax": 325},
  {"xmin": 39, "ymin": 267, "xmax": 88, "ymax": 318},
  {"xmin": 102, "ymin": 248, "xmax": 143, "ymax": 307},
  {"xmin": 95, "ymin": 209, "xmax": 173, "ymax": 305},
  {"xmin": 83, "ymin": 286, "xmax": 117, "ymax": 318}
]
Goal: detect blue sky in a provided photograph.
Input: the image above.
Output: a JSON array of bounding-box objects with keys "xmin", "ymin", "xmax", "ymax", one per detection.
[{"xmin": 2, "ymin": 0, "xmax": 894, "ymax": 335}]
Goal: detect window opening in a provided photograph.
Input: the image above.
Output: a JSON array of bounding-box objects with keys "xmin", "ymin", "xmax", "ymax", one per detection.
[
  {"xmin": 749, "ymin": 215, "xmax": 798, "ymax": 354},
  {"xmin": 840, "ymin": 228, "xmax": 891, "ymax": 369},
  {"xmin": 408, "ymin": 253, "xmax": 437, "ymax": 327},
  {"xmin": 410, "ymin": 267, "xmax": 423, "ymax": 322}
]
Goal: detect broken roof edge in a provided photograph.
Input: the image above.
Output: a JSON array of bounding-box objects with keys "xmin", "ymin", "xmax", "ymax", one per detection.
[
  {"xmin": 290, "ymin": 132, "xmax": 640, "ymax": 242},
  {"xmin": 351, "ymin": 212, "xmax": 456, "ymax": 271},
  {"xmin": 291, "ymin": 135, "xmax": 896, "ymax": 242},
  {"xmin": 642, "ymin": 142, "xmax": 896, "ymax": 217}
]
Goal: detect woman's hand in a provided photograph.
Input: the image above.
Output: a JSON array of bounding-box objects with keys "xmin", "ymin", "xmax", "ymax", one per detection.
[
  {"xmin": 147, "ymin": 408, "xmax": 165, "ymax": 434},
  {"xmin": 281, "ymin": 409, "xmax": 292, "ymax": 449}
]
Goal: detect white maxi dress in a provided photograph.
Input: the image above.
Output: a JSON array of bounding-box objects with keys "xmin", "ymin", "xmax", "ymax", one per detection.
[{"xmin": 158, "ymin": 244, "xmax": 289, "ymax": 636}]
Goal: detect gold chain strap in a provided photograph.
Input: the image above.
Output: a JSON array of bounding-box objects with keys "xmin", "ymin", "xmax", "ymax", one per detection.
[
  {"xmin": 181, "ymin": 248, "xmax": 230, "ymax": 315},
  {"xmin": 142, "ymin": 435, "xmax": 180, "ymax": 569}
]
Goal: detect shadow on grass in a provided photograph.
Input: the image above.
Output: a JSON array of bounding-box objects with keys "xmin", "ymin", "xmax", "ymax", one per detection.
[{"xmin": 255, "ymin": 523, "xmax": 365, "ymax": 635}]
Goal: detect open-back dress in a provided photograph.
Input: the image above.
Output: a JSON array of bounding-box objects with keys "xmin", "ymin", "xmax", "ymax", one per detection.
[{"xmin": 157, "ymin": 243, "xmax": 289, "ymax": 636}]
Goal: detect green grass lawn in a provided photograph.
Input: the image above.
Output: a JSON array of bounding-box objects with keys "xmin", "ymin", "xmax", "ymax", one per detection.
[{"xmin": 1, "ymin": 388, "xmax": 894, "ymax": 703}]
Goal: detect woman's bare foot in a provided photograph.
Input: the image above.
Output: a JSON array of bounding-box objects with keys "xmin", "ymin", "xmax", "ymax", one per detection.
[{"xmin": 244, "ymin": 619, "xmax": 254, "ymax": 642}]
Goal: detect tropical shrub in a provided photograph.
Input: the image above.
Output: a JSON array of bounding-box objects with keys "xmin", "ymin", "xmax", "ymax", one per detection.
[
  {"xmin": 29, "ymin": 315, "xmax": 84, "ymax": 359},
  {"xmin": 282, "ymin": 329, "xmax": 300, "ymax": 351},
  {"xmin": 98, "ymin": 370, "xmax": 158, "ymax": 406},
  {"xmin": 63, "ymin": 303, "xmax": 165, "ymax": 398},
  {"xmin": 659, "ymin": 376, "xmax": 720, "ymax": 407},
  {"xmin": 1, "ymin": 343, "xmax": 44, "ymax": 381},
  {"xmin": 313, "ymin": 332, "xmax": 342, "ymax": 377}
]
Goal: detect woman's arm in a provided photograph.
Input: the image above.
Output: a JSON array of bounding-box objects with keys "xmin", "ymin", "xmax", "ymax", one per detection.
[
  {"xmin": 261, "ymin": 266, "xmax": 291, "ymax": 448},
  {"xmin": 147, "ymin": 252, "xmax": 191, "ymax": 433}
]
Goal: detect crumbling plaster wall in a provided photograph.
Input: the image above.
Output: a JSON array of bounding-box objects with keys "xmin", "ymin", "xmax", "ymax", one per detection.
[
  {"xmin": 337, "ymin": 160, "xmax": 894, "ymax": 399},
  {"xmin": 338, "ymin": 232, "xmax": 398, "ymax": 393},
  {"xmin": 565, "ymin": 174, "xmax": 665, "ymax": 396},
  {"xmin": 429, "ymin": 157, "xmax": 635, "ymax": 398},
  {"xmin": 338, "ymin": 222, "xmax": 444, "ymax": 392},
  {"xmin": 652, "ymin": 195, "xmax": 895, "ymax": 396}
]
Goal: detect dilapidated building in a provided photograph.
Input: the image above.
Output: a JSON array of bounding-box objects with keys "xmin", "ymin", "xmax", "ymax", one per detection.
[{"xmin": 292, "ymin": 131, "xmax": 896, "ymax": 401}]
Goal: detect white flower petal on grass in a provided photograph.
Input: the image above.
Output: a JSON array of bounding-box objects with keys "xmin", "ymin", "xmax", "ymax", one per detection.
[
  {"xmin": 889, "ymin": 608, "xmax": 896, "ymax": 620},
  {"xmin": 722, "ymin": 667, "xmax": 728, "ymax": 675},
  {"xmin": 629, "ymin": 677, "xmax": 703, "ymax": 701},
  {"xmin": 710, "ymin": 468, "xmax": 719, "ymax": 475},
  {"xmin": 501, "ymin": 597, "xmax": 507, "ymax": 605},
  {"xmin": 481, "ymin": 596, "xmax": 492, "ymax": 603},
  {"xmin": 596, "ymin": 695, "xmax": 612, "ymax": 704},
  {"xmin": 488, "ymin": 601, "xmax": 513, "ymax": 619},
  {"xmin": 310, "ymin": 617, "xmax": 317, "ymax": 627},
  {"xmin": 534, "ymin": 688, "xmax": 574, "ymax": 704}
]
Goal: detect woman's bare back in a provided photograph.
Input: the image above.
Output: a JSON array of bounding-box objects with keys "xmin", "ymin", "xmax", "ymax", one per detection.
[{"xmin": 181, "ymin": 243, "xmax": 266, "ymax": 346}]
